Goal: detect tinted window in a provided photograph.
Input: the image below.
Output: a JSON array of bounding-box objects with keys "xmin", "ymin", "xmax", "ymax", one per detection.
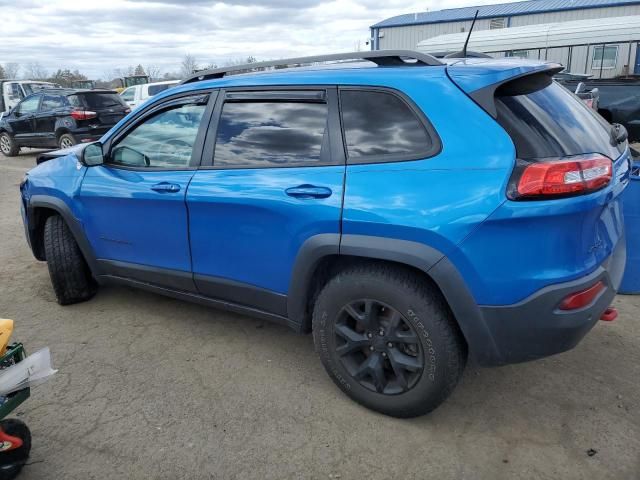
[
  {"xmin": 214, "ymin": 101, "xmax": 328, "ymax": 167},
  {"xmin": 41, "ymin": 95, "xmax": 67, "ymax": 111},
  {"xmin": 340, "ymin": 90, "xmax": 433, "ymax": 160},
  {"xmin": 148, "ymin": 84, "xmax": 174, "ymax": 96},
  {"xmin": 495, "ymin": 79, "xmax": 621, "ymax": 160},
  {"xmin": 110, "ymin": 104, "xmax": 205, "ymax": 168},
  {"xmin": 17, "ymin": 95, "xmax": 40, "ymax": 114},
  {"xmin": 73, "ymin": 93, "xmax": 126, "ymax": 109}
]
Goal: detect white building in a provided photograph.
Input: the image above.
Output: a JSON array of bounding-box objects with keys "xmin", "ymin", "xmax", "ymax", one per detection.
[{"xmin": 371, "ymin": 0, "xmax": 640, "ymax": 78}]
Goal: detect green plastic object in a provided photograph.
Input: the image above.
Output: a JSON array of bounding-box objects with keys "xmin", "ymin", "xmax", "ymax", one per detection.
[{"xmin": 0, "ymin": 344, "xmax": 30, "ymax": 420}]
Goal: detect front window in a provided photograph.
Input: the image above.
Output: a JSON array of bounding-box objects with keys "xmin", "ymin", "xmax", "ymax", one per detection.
[
  {"xmin": 110, "ymin": 103, "xmax": 206, "ymax": 168},
  {"xmin": 120, "ymin": 88, "xmax": 135, "ymax": 102},
  {"xmin": 16, "ymin": 95, "xmax": 41, "ymax": 114},
  {"xmin": 592, "ymin": 45, "xmax": 618, "ymax": 70}
]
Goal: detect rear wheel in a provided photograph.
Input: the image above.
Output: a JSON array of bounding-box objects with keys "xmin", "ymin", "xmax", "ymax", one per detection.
[
  {"xmin": 312, "ymin": 265, "xmax": 466, "ymax": 418},
  {"xmin": 43, "ymin": 215, "xmax": 97, "ymax": 305},
  {"xmin": 58, "ymin": 133, "xmax": 76, "ymax": 149},
  {"xmin": 0, "ymin": 133, "xmax": 19, "ymax": 157}
]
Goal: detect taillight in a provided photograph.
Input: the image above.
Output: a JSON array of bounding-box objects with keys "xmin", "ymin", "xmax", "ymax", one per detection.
[
  {"xmin": 559, "ymin": 281, "xmax": 605, "ymax": 310},
  {"xmin": 508, "ymin": 154, "xmax": 612, "ymax": 200},
  {"xmin": 70, "ymin": 110, "xmax": 97, "ymax": 121}
]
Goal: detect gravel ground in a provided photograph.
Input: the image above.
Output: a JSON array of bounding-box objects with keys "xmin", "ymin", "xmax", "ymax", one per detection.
[{"xmin": 0, "ymin": 150, "xmax": 638, "ymax": 480}]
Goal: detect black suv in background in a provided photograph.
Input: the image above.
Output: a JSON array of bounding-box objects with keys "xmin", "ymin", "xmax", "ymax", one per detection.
[{"xmin": 0, "ymin": 89, "xmax": 130, "ymax": 156}]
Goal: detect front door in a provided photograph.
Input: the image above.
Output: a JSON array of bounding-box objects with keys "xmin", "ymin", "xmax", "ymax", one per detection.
[
  {"xmin": 79, "ymin": 93, "xmax": 213, "ymax": 290},
  {"xmin": 186, "ymin": 88, "xmax": 345, "ymax": 315},
  {"xmin": 8, "ymin": 94, "xmax": 41, "ymax": 145}
]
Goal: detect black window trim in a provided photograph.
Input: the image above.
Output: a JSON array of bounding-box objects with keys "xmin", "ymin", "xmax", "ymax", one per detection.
[
  {"xmin": 101, "ymin": 90, "xmax": 217, "ymax": 172},
  {"xmin": 337, "ymin": 86, "xmax": 442, "ymax": 165},
  {"xmin": 200, "ymin": 85, "xmax": 345, "ymax": 170}
]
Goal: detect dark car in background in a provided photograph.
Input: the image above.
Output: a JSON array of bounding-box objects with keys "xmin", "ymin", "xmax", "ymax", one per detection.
[
  {"xmin": 0, "ymin": 89, "xmax": 130, "ymax": 156},
  {"xmin": 559, "ymin": 78, "xmax": 640, "ymax": 141}
]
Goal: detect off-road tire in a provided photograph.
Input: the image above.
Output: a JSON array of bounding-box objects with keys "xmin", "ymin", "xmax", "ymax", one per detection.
[
  {"xmin": 312, "ymin": 264, "xmax": 466, "ymax": 418},
  {"xmin": 58, "ymin": 133, "xmax": 76, "ymax": 149},
  {"xmin": 43, "ymin": 215, "xmax": 97, "ymax": 305},
  {"xmin": 0, "ymin": 133, "xmax": 19, "ymax": 157},
  {"xmin": 0, "ymin": 419, "xmax": 31, "ymax": 480}
]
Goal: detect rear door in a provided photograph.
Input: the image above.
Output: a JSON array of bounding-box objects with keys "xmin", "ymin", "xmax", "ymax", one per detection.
[
  {"xmin": 8, "ymin": 94, "xmax": 41, "ymax": 145},
  {"xmin": 79, "ymin": 92, "xmax": 214, "ymax": 289},
  {"xmin": 186, "ymin": 88, "xmax": 345, "ymax": 315},
  {"xmin": 35, "ymin": 93, "xmax": 69, "ymax": 147}
]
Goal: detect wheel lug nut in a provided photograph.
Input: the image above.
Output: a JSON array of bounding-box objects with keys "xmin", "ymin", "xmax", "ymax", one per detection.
[
  {"xmin": 387, "ymin": 342, "xmax": 393, "ymax": 348},
  {"xmin": 381, "ymin": 352, "xmax": 387, "ymax": 358},
  {"xmin": 367, "ymin": 332, "xmax": 373, "ymax": 339},
  {"xmin": 369, "ymin": 346, "xmax": 375, "ymax": 351},
  {"xmin": 378, "ymin": 330, "xmax": 384, "ymax": 336}
]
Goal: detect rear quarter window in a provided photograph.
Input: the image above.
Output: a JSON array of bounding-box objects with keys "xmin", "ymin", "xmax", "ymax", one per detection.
[
  {"xmin": 339, "ymin": 89, "xmax": 438, "ymax": 164},
  {"xmin": 147, "ymin": 84, "xmax": 174, "ymax": 96}
]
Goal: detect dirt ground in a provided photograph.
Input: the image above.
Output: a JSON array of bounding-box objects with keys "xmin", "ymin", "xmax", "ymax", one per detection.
[{"xmin": 0, "ymin": 150, "xmax": 638, "ymax": 480}]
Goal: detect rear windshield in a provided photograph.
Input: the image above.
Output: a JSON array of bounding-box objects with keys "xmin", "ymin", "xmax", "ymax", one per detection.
[
  {"xmin": 495, "ymin": 75, "xmax": 621, "ymax": 160},
  {"xmin": 70, "ymin": 93, "xmax": 126, "ymax": 110},
  {"xmin": 148, "ymin": 84, "xmax": 174, "ymax": 96}
]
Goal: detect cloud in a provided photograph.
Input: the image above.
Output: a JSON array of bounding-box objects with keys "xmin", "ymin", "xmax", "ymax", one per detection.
[{"xmin": 1, "ymin": 0, "xmax": 522, "ymax": 79}]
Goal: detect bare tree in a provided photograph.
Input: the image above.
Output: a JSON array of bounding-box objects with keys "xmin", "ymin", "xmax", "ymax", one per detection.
[
  {"xmin": 25, "ymin": 62, "xmax": 48, "ymax": 80},
  {"xmin": 180, "ymin": 54, "xmax": 198, "ymax": 77},
  {"xmin": 4, "ymin": 63, "xmax": 20, "ymax": 79},
  {"xmin": 145, "ymin": 65, "xmax": 162, "ymax": 81},
  {"xmin": 134, "ymin": 64, "xmax": 145, "ymax": 76}
]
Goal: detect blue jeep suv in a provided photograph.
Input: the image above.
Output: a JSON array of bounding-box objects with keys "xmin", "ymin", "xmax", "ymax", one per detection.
[{"xmin": 18, "ymin": 51, "xmax": 630, "ymax": 417}]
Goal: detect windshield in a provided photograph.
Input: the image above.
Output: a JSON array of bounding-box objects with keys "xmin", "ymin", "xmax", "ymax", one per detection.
[{"xmin": 495, "ymin": 77, "xmax": 622, "ymax": 160}]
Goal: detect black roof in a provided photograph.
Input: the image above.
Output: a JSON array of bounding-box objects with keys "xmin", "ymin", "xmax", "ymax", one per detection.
[{"xmin": 35, "ymin": 88, "xmax": 117, "ymax": 96}]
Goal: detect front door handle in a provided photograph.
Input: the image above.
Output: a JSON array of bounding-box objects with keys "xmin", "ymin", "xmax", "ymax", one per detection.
[
  {"xmin": 151, "ymin": 182, "xmax": 181, "ymax": 193},
  {"xmin": 285, "ymin": 185, "xmax": 332, "ymax": 199}
]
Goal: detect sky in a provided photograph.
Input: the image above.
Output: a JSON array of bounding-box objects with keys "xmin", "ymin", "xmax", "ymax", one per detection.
[{"xmin": 0, "ymin": 0, "xmax": 522, "ymax": 79}]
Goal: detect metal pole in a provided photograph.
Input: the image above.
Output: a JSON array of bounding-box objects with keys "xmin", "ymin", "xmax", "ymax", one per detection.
[
  {"xmin": 585, "ymin": 45, "xmax": 590, "ymax": 74},
  {"xmin": 627, "ymin": 40, "xmax": 633, "ymax": 77},
  {"xmin": 599, "ymin": 43, "xmax": 605, "ymax": 79},
  {"xmin": 568, "ymin": 46, "xmax": 573, "ymax": 72}
]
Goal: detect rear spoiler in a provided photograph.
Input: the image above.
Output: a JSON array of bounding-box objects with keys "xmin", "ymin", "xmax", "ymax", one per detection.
[{"xmin": 449, "ymin": 63, "xmax": 564, "ymax": 119}]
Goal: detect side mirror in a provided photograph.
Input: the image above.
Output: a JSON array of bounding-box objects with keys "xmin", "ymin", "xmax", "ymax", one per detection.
[{"xmin": 82, "ymin": 142, "xmax": 105, "ymax": 166}]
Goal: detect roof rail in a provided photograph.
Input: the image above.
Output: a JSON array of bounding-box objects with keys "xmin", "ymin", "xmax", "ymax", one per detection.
[{"xmin": 180, "ymin": 50, "xmax": 443, "ymax": 85}]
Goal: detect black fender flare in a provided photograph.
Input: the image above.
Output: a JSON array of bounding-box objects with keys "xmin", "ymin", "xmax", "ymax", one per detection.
[
  {"xmin": 28, "ymin": 195, "xmax": 101, "ymax": 277},
  {"xmin": 287, "ymin": 233, "xmax": 500, "ymax": 364}
]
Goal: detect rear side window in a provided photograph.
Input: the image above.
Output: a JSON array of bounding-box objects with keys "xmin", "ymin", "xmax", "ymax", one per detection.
[
  {"xmin": 41, "ymin": 95, "xmax": 67, "ymax": 110},
  {"xmin": 214, "ymin": 100, "xmax": 329, "ymax": 168},
  {"xmin": 340, "ymin": 90, "xmax": 434, "ymax": 162},
  {"xmin": 72, "ymin": 93, "xmax": 126, "ymax": 109},
  {"xmin": 495, "ymin": 76, "xmax": 621, "ymax": 160}
]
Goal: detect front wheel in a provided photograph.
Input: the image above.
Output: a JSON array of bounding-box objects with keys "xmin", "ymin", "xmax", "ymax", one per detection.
[
  {"xmin": 0, "ymin": 132, "xmax": 19, "ymax": 157},
  {"xmin": 312, "ymin": 265, "xmax": 466, "ymax": 418},
  {"xmin": 0, "ymin": 419, "xmax": 31, "ymax": 480},
  {"xmin": 43, "ymin": 215, "xmax": 97, "ymax": 305}
]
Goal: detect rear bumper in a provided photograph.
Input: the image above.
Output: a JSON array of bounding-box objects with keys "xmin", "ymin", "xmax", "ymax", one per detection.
[{"xmin": 477, "ymin": 235, "xmax": 626, "ymax": 365}]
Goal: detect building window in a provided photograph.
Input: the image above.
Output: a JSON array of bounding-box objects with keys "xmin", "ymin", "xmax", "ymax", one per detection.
[
  {"xmin": 592, "ymin": 45, "xmax": 618, "ymax": 69},
  {"xmin": 489, "ymin": 18, "xmax": 506, "ymax": 29},
  {"xmin": 509, "ymin": 50, "xmax": 529, "ymax": 59}
]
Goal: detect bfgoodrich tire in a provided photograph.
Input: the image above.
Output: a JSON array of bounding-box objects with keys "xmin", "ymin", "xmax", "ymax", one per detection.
[
  {"xmin": 43, "ymin": 215, "xmax": 97, "ymax": 305},
  {"xmin": 312, "ymin": 265, "xmax": 466, "ymax": 418}
]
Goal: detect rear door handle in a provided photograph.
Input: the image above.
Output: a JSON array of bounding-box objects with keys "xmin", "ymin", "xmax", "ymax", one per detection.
[
  {"xmin": 151, "ymin": 182, "xmax": 181, "ymax": 193},
  {"xmin": 285, "ymin": 185, "xmax": 332, "ymax": 199}
]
